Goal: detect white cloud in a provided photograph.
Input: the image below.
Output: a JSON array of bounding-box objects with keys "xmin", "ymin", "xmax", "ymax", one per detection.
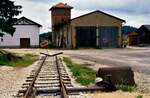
[
  {"xmin": 14, "ymin": 0, "xmax": 51, "ymax": 33},
  {"xmin": 107, "ymin": 10, "xmax": 150, "ymax": 27},
  {"xmin": 12, "ymin": 0, "xmax": 150, "ymax": 33}
]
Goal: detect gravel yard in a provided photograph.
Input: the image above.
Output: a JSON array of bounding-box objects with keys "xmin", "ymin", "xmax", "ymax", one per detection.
[
  {"xmin": 82, "ymin": 91, "xmax": 150, "ymax": 98},
  {"xmin": 69, "ymin": 57, "xmax": 150, "ymax": 93},
  {"xmin": 0, "ymin": 48, "xmax": 150, "ymax": 98},
  {"xmin": 0, "ymin": 61, "xmax": 38, "ymax": 98},
  {"xmin": 69, "ymin": 57, "xmax": 150, "ymax": 98},
  {"xmin": 134, "ymin": 72, "xmax": 150, "ymax": 93}
]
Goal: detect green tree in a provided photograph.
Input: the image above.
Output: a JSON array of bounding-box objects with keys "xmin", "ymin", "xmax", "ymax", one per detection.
[{"xmin": 0, "ymin": 0, "xmax": 22, "ymax": 36}]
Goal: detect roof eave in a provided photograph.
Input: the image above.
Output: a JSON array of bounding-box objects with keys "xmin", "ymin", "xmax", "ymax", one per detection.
[
  {"xmin": 50, "ymin": 7, "xmax": 73, "ymax": 11},
  {"xmin": 15, "ymin": 17, "xmax": 42, "ymax": 27},
  {"xmin": 71, "ymin": 10, "xmax": 125, "ymax": 23}
]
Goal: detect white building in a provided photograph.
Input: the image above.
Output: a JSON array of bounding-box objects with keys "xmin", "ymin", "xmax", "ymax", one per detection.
[{"xmin": 0, "ymin": 17, "xmax": 42, "ymax": 48}]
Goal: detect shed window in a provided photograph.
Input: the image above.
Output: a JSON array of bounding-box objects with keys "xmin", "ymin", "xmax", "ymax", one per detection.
[{"xmin": 1, "ymin": 38, "xmax": 3, "ymax": 42}]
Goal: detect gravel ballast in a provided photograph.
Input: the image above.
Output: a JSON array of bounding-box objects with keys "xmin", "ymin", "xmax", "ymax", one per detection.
[
  {"xmin": 0, "ymin": 49, "xmax": 150, "ymax": 98},
  {"xmin": 0, "ymin": 61, "xmax": 39, "ymax": 98}
]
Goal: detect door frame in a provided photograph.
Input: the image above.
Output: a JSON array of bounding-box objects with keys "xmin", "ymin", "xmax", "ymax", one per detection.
[{"xmin": 20, "ymin": 38, "xmax": 30, "ymax": 48}]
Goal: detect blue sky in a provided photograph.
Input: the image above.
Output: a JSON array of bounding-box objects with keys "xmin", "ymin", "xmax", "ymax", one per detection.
[{"xmin": 13, "ymin": 0, "xmax": 150, "ymax": 33}]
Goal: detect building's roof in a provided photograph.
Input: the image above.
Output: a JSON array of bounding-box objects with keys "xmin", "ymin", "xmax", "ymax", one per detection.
[
  {"xmin": 71, "ymin": 10, "xmax": 125, "ymax": 22},
  {"xmin": 50, "ymin": 3, "xmax": 73, "ymax": 10},
  {"xmin": 142, "ymin": 25, "xmax": 150, "ymax": 31},
  {"xmin": 14, "ymin": 16, "xmax": 42, "ymax": 27},
  {"xmin": 137, "ymin": 25, "xmax": 150, "ymax": 33}
]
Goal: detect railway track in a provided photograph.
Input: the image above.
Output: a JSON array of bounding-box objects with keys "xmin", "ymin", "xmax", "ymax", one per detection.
[{"xmin": 16, "ymin": 52, "xmax": 104, "ymax": 98}]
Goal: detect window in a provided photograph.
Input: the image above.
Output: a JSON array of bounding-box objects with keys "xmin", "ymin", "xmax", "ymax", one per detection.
[{"xmin": 0, "ymin": 37, "xmax": 3, "ymax": 42}]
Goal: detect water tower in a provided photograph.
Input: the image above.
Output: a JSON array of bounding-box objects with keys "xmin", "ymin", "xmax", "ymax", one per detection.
[{"xmin": 50, "ymin": 3, "xmax": 73, "ymax": 46}]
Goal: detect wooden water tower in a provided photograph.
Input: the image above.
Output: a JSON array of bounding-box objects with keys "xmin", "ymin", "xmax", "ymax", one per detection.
[{"xmin": 50, "ymin": 3, "xmax": 73, "ymax": 45}]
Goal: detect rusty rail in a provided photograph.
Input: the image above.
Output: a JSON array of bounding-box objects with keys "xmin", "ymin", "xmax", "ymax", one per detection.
[
  {"xmin": 40, "ymin": 52, "xmax": 63, "ymax": 57},
  {"xmin": 23, "ymin": 52, "xmax": 66, "ymax": 98},
  {"xmin": 23, "ymin": 55, "xmax": 47, "ymax": 98},
  {"xmin": 18, "ymin": 52, "xmax": 106, "ymax": 98},
  {"xmin": 56, "ymin": 55, "xmax": 68, "ymax": 98}
]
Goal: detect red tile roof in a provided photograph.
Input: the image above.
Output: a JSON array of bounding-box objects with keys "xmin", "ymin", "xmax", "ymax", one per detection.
[{"xmin": 50, "ymin": 3, "xmax": 73, "ymax": 10}]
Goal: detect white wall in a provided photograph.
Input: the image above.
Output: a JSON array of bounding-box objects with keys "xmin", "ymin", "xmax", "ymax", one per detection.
[{"xmin": 0, "ymin": 25, "xmax": 40, "ymax": 47}]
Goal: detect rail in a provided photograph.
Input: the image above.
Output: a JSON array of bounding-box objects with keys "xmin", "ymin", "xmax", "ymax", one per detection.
[
  {"xmin": 17, "ymin": 52, "xmax": 105, "ymax": 98},
  {"xmin": 23, "ymin": 56, "xmax": 47, "ymax": 98},
  {"xmin": 56, "ymin": 56, "xmax": 68, "ymax": 98}
]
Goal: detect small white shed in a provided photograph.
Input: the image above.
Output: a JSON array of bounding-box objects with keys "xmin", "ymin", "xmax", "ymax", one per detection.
[{"xmin": 0, "ymin": 17, "xmax": 42, "ymax": 48}]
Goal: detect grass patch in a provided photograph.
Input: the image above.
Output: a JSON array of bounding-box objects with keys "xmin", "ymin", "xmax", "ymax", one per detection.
[
  {"xmin": 136, "ymin": 95, "xmax": 143, "ymax": 98},
  {"xmin": 0, "ymin": 50, "xmax": 38, "ymax": 67},
  {"xmin": 9, "ymin": 54, "xmax": 38, "ymax": 67},
  {"xmin": 63, "ymin": 57, "xmax": 96, "ymax": 86},
  {"xmin": 116, "ymin": 84, "xmax": 135, "ymax": 92}
]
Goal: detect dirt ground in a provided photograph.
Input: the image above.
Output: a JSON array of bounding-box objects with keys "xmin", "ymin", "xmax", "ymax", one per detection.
[
  {"xmin": 82, "ymin": 91, "xmax": 150, "ymax": 98},
  {"xmin": 4, "ymin": 48, "xmax": 150, "ymax": 74},
  {"xmin": 1, "ymin": 48, "xmax": 150, "ymax": 98},
  {"xmin": 69, "ymin": 57, "xmax": 150, "ymax": 98},
  {"xmin": 0, "ymin": 61, "xmax": 39, "ymax": 98}
]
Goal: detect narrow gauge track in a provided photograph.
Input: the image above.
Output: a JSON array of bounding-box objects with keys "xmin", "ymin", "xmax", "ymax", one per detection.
[{"xmin": 16, "ymin": 52, "xmax": 104, "ymax": 98}]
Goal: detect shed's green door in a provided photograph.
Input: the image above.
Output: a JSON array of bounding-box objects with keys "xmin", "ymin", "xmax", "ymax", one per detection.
[{"xmin": 99, "ymin": 26, "xmax": 118, "ymax": 48}]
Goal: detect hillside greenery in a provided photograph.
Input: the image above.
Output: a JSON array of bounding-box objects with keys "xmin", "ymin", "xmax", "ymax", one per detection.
[
  {"xmin": 40, "ymin": 32, "xmax": 52, "ymax": 41},
  {"xmin": 122, "ymin": 26, "xmax": 137, "ymax": 35}
]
